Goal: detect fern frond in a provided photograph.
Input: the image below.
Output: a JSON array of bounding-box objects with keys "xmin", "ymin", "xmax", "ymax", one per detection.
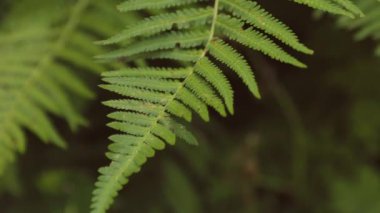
[
  {"xmin": 0, "ymin": 0, "xmax": 130, "ymax": 174},
  {"xmin": 91, "ymin": 0, "xmax": 363, "ymax": 212},
  {"xmin": 216, "ymin": 15, "xmax": 307, "ymax": 68},
  {"xmin": 220, "ymin": 0, "xmax": 314, "ymax": 54},
  {"xmin": 195, "ymin": 58, "xmax": 234, "ymax": 114},
  {"xmin": 208, "ymin": 39, "xmax": 260, "ymax": 98},
  {"xmin": 147, "ymin": 49, "xmax": 203, "ymax": 62},
  {"xmin": 337, "ymin": 0, "xmax": 380, "ymax": 56},
  {"xmin": 98, "ymin": 31, "xmax": 209, "ymax": 59},
  {"xmin": 117, "ymin": 0, "xmax": 201, "ymax": 12},
  {"xmin": 100, "ymin": 8, "xmax": 213, "ymax": 45},
  {"xmin": 294, "ymin": 0, "xmax": 363, "ymax": 17}
]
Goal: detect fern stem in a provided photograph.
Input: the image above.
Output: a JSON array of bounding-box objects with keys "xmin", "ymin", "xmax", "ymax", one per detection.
[
  {"xmin": 126, "ymin": 0, "xmax": 221, "ymax": 148},
  {"xmin": 200, "ymin": 0, "xmax": 220, "ymax": 58},
  {"xmin": 0, "ymin": 0, "xmax": 90, "ymax": 140},
  {"xmin": 155, "ymin": 0, "xmax": 220, "ymax": 120},
  {"xmin": 157, "ymin": 0, "xmax": 220, "ymax": 131}
]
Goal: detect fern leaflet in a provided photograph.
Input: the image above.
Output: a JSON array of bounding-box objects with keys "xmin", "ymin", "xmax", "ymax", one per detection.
[{"xmin": 337, "ymin": 0, "xmax": 380, "ymax": 56}]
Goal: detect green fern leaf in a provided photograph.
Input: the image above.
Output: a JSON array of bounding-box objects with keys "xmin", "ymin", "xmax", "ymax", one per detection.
[
  {"xmin": 220, "ymin": 0, "xmax": 314, "ymax": 54},
  {"xmin": 337, "ymin": 0, "xmax": 380, "ymax": 56},
  {"xmin": 0, "ymin": 0, "xmax": 131, "ymax": 174},
  {"xmin": 195, "ymin": 58, "xmax": 234, "ymax": 114},
  {"xmin": 208, "ymin": 39, "xmax": 260, "ymax": 98},
  {"xmin": 100, "ymin": 8, "xmax": 213, "ymax": 45},
  {"xmin": 117, "ymin": 0, "xmax": 201, "ymax": 12},
  {"xmin": 91, "ymin": 0, "xmax": 363, "ymax": 212},
  {"xmin": 294, "ymin": 0, "xmax": 363, "ymax": 17}
]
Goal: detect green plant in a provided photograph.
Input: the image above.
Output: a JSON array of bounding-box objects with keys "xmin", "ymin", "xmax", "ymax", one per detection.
[
  {"xmin": 3, "ymin": 0, "xmax": 380, "ymax": 212},
  {"xmin": 330, "ymin": 167, "xmax": 380, "ymax": 213},
  {"xmin": 337, "ymin": 0, "xmax": 380, "ymax": 56},
  {"xmin": 0, "ymin": 0, "xmax": 136, "ymax": 174},
  {"xmin": 90, "ymin": 0, "xmax": 364, "ymax": 212},
  {"xmin": 0, "ymin": 0, "xmax": 96, "ymax": 173}
]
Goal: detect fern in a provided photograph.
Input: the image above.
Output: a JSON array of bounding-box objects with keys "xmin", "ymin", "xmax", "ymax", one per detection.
[
  {"xmin": 91, "ymin": 0, "xmax": 363, "ymax": 212},
  {"xmin": 337, "ymin": 0, "xmax": 380, "ymax": 56},
  {"xmin": 0, "ymin": 0, "xmax": 127, "ymax": 174},
  {"xmin": 294, "ymin": 0, "xmax": 364, "ymax": 17}
]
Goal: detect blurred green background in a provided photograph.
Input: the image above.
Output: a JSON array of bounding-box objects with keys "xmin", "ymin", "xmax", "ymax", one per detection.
[{"xmin": 0, "ymin": 0, "xmax": 379, "ymax": 213}]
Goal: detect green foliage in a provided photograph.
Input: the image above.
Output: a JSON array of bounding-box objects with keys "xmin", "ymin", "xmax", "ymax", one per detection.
[
  {"xmin": 331, "ymin": 168, "xmax": 380, "ymax": 213},
  {"xmin": 337, "ymin": 0, "xmax": 380, "ymax": 56},
  {"xmin": 294, "ymin": 0, "xmax": 364, "ymax": 17},
  {"xmin": 0, "ymin": 0, "xmax": 99, "ymax": 174},
  {"xmin": 0, "ymin": 0, "xmax": 136, "ymax": 175},
  {"xmin": 91, "ymin": 0, "xmax": 363, "ymax": 212},
  {"xmin": 3, "ymin": 0, "xmax": 379, "ymax": 213}
]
